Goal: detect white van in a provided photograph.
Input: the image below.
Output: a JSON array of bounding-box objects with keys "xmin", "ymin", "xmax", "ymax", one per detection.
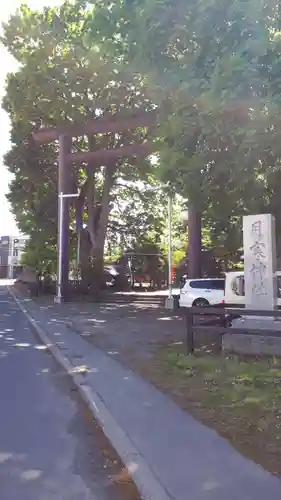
[{"xmin": 224, "ymin": 270, "xmax": 281, "ymax": 306}]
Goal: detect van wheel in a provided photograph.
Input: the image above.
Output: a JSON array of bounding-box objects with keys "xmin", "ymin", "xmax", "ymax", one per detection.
[{"xmin": 193, "ymin": 298, "xmax": 209, "ymax": 307}]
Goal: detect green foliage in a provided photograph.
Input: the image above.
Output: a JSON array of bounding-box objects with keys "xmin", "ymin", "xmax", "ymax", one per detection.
[
  {"xmin": 21, "ymin": 237, "xmax": 57, "ymax": 273},
  {"xmin": 108, "ymin": 182, "xmax": 166, "ymax": 247},
  {"xmin": 86, "ymin": 0, "xmax": 281, "ymax": 260},
  {"xmin": 6, "ymin": 0, "xmax": 281, "ymax": 272},
  {"xmin": 2, "ymin": 1, "xmax": 163, "ymax": 276}
]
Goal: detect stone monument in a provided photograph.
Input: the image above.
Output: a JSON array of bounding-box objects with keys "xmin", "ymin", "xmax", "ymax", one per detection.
[
  {"xmin": 223, "ymin": 214, "xmax": 281, "ymax": 355},
  {"xmin": 243, "ymin": 214, "xmax": 277, "ymax": 311}
]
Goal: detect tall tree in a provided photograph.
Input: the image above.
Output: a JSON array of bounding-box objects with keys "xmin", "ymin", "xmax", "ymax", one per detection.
[
  {"xmin": 86, "ymin": 0, "xmax": 281, "ymax": 269},
  {"xmin": 2, "ymin": 1, "xmax": 156, "ymax": 288}
]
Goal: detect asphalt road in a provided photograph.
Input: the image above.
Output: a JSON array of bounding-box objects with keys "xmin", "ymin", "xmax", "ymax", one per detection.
[{"xmin": 0, "ymin": 285, "xmax": 136, "ymax": 500}]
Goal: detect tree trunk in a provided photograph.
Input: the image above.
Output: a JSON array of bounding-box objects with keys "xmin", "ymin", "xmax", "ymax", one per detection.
[
  {"xmin": 76, "ymin": 135, "xmax": 116, "ymax": 295},
  {"xmin": 88, "ymin": 165, "xmax": 115, "ymax": 293},
  {"xmin": 188, "ymin": 203, "xmax": 202, "ymax": 279},
  {"xmin": 75, "ymin": 178, "xmax": 92, "ymax": 291},
  {"xmin": 79, "ymin": 228, "xmax": 92, "ymax": 290}
]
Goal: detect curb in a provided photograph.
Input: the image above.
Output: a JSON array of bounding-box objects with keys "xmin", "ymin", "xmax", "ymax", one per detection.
[{"xmin": 8, "ymin": 286, "xmax": 172, "ymax": 500}]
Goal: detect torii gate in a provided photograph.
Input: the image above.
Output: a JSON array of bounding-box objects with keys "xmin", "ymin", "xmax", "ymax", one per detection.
[{"xmin": 32, "ymin": 112, "xmax": 156, "ymax": 301}]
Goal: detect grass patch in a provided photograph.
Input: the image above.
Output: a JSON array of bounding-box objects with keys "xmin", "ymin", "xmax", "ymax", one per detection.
[
  {"xmin": 165, "ymin": 350, "xmax": 281, "ymax": 411},
  {"xmin": 165, "ymin": 350, "xmax": 281, "ymax": 412},
  {"xmin": 134, "ymin": 347, "xmax": 281, "ymax": 477}
]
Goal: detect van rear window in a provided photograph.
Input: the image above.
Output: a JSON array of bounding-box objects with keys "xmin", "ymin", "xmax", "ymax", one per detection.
[{"xmin": 231, "ymin": 275, "xmax": 281, "ymax": 297}]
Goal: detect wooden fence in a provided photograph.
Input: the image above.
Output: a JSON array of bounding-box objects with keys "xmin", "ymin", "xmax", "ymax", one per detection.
[{"xmin": 185, "ymin": 306, "xmax": 281, "ymax": 354}]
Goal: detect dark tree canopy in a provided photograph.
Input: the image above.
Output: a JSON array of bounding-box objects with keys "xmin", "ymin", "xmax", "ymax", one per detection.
[{"xmin": 4, "ymin": 0, "xmax": 281, "ymax": 278}]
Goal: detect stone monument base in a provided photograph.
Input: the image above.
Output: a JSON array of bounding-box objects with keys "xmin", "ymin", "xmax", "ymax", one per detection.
[{"xmin": 222, "ymin": 316, "xmax": 281, "ymax": 356}]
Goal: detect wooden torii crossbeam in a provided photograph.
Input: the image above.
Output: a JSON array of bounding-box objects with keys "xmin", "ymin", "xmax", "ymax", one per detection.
[
  {"xmin": 32, "ymin": 112, "xmax": 156, "ymax": 144},
  {"xmin": 32, "ymin": 111, "xmax": 156, "ymax": 302}
]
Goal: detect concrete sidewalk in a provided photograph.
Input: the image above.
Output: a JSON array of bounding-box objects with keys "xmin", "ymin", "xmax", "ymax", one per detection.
[{"xmin": 10, "ymin": 290, "xmax": 281, "ymax": 500}]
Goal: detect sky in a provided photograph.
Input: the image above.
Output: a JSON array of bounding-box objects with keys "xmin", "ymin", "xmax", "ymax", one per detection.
[{"xmin": 0, "ymin": 0, "xmax": 62, "ymax": 236}]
